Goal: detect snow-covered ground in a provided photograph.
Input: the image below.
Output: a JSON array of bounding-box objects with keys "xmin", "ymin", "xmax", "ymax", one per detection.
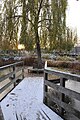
[{"xmin": 1, "ymin": 77, "xmax": 63, "ymax": 120}]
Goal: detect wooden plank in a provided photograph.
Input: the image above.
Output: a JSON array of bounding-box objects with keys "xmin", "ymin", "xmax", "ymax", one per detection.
[
  {"xmin": 44, "ymin": 61, "xmax": 47, "ymax": 69},
  {"xmin": 16, "ymin": 67, "xmax": 23, "ymax": 73},
  {"xmin": 65, "ymin": 112, "xmax": 80, "ymax": 120},
  {"xmin": 0, "ymin": 68, "xmax": 23, "ymax": 83},
  {"xmin": 0, "ymin": 106, "xmax": 4, "ymax": 120},
  {"xmin": 0, "ymin": 71, "xmax": 15, "ymax": 82},
  {"xmin": 43, "ymin": 73, "xmax": 48, "ymax": 104},
  {"xmin": 44, "ymin": 61, "xmax": 80, "ymax": 119},
  {"xmin": 49, "ymin": 79, "xmax": 60, "ymax": 84},
  {"xmin": 44, "ymin": 68, "xmax": 80, "ymax": 82},
  {"xmin": 0, "ymin": 61, "xmax": 23, "ymax": 70},
  {"xmin": 60, "ymin": 78, "xmax": 66, "ymax": 115},
  {"xmin": 44, "ymin": 80, "xmax": 80, "ymax": 101},
  {"xmin": 22, "ymin": 67, "xmax": 24, "ymax": 79},
  {"xmin": 45, "ymin": 92, "xmax": 80, "ymax": 119},
  {"xmin": 0, "ymin": 74, "xmax": 22, "ymax": 94}
]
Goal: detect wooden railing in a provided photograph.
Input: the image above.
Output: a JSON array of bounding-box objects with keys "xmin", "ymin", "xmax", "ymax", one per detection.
[
  {"xmin": 44, "ymin": 61, "xmax": 80, "ymax": 120},
  {"xmin": 0, "ymin": 61, "xmax": 24, "ymax": 101}
]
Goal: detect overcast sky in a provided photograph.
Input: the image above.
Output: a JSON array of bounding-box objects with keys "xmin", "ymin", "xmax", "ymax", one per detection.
[{"xmin": 66, "ymin": 0, "xmax": 80, "ymax": 43}]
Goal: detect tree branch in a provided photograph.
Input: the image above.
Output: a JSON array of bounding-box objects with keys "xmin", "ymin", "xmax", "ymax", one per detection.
[
  {"xmin": 38, "ymin": 18, "xmax": 52, "ymax": 23},
  {"xmin": 38, "ymin": 24, "xmax": 53, "ymax": 28},
  {"xmin": 37, "ymin": 0, "xmax": 43, "ymax": 19},
  {"xmin": 14, "ymin": 5, "xmax": 22, "ymax": 10},
  {"xmin": 27, "ymin": 18, "xmax": 34, "ymax": 26},
  {"xmin": 6, "ymin": 15, "xmax": 34, "ymax": 26},
  {"xmin": 7, "ymin": 15, "xmax": 22, "ymax": 19}
]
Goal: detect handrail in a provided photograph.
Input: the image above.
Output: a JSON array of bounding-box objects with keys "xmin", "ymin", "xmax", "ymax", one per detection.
[
  {"xmin": 0, "ymin": 61, "xmax": 24, "ymax": 101},
  {"xmin": 44, "ymin": 61, "xmax": 47, "ymax": 69},
  {"xmin": 44, "ymin": 61, "xmax": 80, "ymax": 120},
  {"xmin": 44, "ymin": 61, "xmax": 80, "ymax": 81},
  {"xmin": 0, "ymin": 61, "xmax": 23, "ymax": 70}
]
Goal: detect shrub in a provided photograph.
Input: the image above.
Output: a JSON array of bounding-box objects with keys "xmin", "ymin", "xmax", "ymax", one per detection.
[
  {"xmin": 56, "ymin": 56, "xmax": 75, "ymax": 61},
  {"xmin": 47, "ymin": 60, "xmax": 80, "ymax": 71},
  {"xmin": 23, "ymin": 57, "xmax": 36, "ymax": 66},
  {"xmin": 76, "ymin": 55, "xmax": 80, "ymax": 61},
  {"xmin": 48, "ymin": 60, "xmax": 69, "ymax": 68}
]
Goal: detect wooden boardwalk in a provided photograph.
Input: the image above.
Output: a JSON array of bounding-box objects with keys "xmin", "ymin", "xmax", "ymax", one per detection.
[{"xmin": 1, "ymin": 77, "xmax": 63, "ymax": 120}]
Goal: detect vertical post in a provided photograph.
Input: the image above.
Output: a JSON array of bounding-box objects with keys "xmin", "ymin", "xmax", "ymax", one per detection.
[
  {"xmin": 13, "ymin": 65, "xmax": 16, "ymax": 87},
  {"xmin": 0, "ymin": 106, "xmax": 4, "ymax": 120},
  {"xmin": 22, "ymin": 61, "xmax": 24, "ymax": 79},
  {"xmin": 60, "ymin": 77, "xmax": 65, "ymax": 116},
  {"xmin": 43, "ymin": 72, "xmax": 48, "ymax": 104}
]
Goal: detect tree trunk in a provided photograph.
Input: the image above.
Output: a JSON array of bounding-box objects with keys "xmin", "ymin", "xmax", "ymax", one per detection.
[{"xmin": 35, "ymin": 30, "xmax": 42, "ymax": 69}]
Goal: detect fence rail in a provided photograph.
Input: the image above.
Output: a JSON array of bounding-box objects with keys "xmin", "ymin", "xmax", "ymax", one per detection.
[
  {"xmin": 0, "ymin": 61, "xmax": 24, "ymax": 101},
  {"xmin": 44, "ymin": 61, "xmax": 80, "ymax": 120}
]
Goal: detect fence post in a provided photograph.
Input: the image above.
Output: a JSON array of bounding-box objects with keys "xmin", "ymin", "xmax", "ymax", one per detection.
[
  {"xmin": 60, "ymin": 77, "xmax": 66, "ymax": 116},
  {"xmin": 13, "ymin": 65, "xmax": 16, "ymax": 87},
  {"xmin": 43, "ymin": 72, "xmax": 48, "ymax": 104},
  {"xmin": 0, "ymin": 106, "xmax": 4, "ymax": 120},
  {"xmin": 22, "ymin": 61, "xmax": 24, "ymax": 79}
]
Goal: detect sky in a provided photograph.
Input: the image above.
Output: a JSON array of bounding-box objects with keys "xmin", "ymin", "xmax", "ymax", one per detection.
[{"xmin": 66, "ymin": 0, "xmax": 80, "ymax": 44}]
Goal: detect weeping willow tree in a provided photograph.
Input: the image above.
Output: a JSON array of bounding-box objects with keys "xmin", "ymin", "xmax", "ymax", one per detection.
[
  {"xmin": 1, "ymin": 0, "xmax": 73, "ymax": 68},
  {"xmin": 0, "ymin": 9, "xmax": 3, "ymax": 49},
  {"xmin": 0, "ymin": 0, "xmax": 19, "ymax": 50},
  {"xmin": 20, "ymin": 0, "xmax": 44, "ymax": 68},
  {"xmin": 1, "ymin": 0, "xmax": 68, "ymax": 68},
  {"xmin": 25, "ymin": 0, "xmax": 67, "ymax": 67},
  {"xmin": 65, "ymin": 28, "xmax": 78, "ymax": 51},
  {"xmin": 49, "ymin": 0, "xmax": 67, "ymax": 51},
  {"xmin": 37, "ymin": 0, "xmax": 68, "ymax": 52}
]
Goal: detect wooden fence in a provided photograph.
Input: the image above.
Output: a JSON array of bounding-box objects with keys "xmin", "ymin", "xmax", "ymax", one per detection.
[
  {"xmin": 44, "ymin": 61, "xmax": 80, "ymax": 120},
  {"xmin": 0, "ymin": 61, "xmax": 24, "ymax": 101}
]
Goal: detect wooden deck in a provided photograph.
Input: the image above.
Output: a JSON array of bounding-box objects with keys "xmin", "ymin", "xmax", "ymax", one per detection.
[{"xmin": 1, "ymin": 77, "xmax": 63, "ymax": 120}]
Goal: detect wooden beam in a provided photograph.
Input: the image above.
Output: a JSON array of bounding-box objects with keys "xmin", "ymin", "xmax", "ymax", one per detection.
[
  {"xmin": 44, "ymin": 80, "xmax": 80, "ymax": 101},
  {"xmin": 45, "ymin": 92, "xmax": 80, "ymax": 119},
  {"xmin": 44, "ymin": 68, "xmax": 80, "ymax": 82},
  {"xmin": 0, "ymin": 106, "xmax": 4, "ymax": 120}
]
